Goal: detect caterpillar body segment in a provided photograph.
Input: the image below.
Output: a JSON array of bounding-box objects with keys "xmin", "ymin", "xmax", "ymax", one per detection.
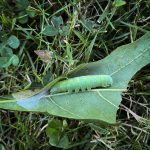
[{"xmin": 50, "ymin": 75, "xmax": 113, "ymax": 94}]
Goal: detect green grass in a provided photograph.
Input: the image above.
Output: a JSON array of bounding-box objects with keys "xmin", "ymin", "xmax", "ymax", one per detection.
[{"xmin": 0, "ymin": 0, "xmax": 150, "ymax": 149}]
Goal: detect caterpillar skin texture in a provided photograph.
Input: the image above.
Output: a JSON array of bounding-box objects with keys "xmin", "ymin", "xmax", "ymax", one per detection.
[{"xmin": 50, "ymin": 75, "xmax": 113, "ymax": 94}]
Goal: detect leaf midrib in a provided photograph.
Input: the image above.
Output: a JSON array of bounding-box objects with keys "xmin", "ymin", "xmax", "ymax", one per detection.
[{"xmin": 110, "ymin": 47, "xmax": 150, "ymax": 76}]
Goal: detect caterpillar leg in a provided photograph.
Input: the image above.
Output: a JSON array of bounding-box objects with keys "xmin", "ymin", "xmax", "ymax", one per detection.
[
  {"xmin": 81, "ymin": 88, "xmax": 86, "ymax": 92},
  {"xmin": 87, "ymin": 87, "xmax": 91, "ymax": 91},
  {"xmin": 68, "ymin": 89, "xmax": 73, "ymax": 93},
  {"xmin": 75, "ymin": 88, "xmax": 80, "ymax": 93}
]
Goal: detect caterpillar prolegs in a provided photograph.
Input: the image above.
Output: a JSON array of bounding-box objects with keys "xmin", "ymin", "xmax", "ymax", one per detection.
[{"xmin": 50, "ymin": 75, "xmax": 113, "ymax": 94}]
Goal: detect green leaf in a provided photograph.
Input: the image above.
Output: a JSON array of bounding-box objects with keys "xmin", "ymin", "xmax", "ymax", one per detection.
[
  {"xmin": 7, "ymin": 35, "xmax": 20, "ymax": 49},
  {"xmin": 0, "ymin": 33, "xmax": 150, "ymax": 124},
  {"xmin": 113, "ymin": 0, "xmax": 126, "ymax": 7},
  {"xmin": 0, "ymin": 143, "xmax": 5, "ymax": 150},
  {"xmin": 18, "ymin": 11, "xmax": 28, "ymax": 24},
  {"xmin": 10, "ymin": 54, "xmax": 19, "ymax": 66},
  {"xmin": 43, "ymin": 70, "xmax": 53, "ymax": 85},
  {"xmin": 12, "ymin": 89, "xmax": 43, "ymax": 100},
  {"xmin": 0, "ymin": 57, "xmax": 9, "ymax": 68},
  {"xmin": 1, "ymin": 47, "xmax": 13, "ymax": 56},
  {"xmin": 16, "ymin": 0, "xmax": 29, "ymax": 11},
  {"xmin": 51, "ymin": 16, "xmax": 64, "ymax": 28},
  {"xmin": 59, "ymin": 26, "xmax": 69, "ymax": 36},
  {"xmin": 46, "ymin": 119, "xmax": 70, "ymax": 149},
  {"xmin": 0, "ymin": 43, "xmax": 5, "ymax": 53},
  {"xmin": 26, "ymin": 7, "xmax": 36, "ymax": 18},
  {"xmin": 0, "ymin": 55, "xmax": 19, "ymax": 68},
  {"xmin": 80, "ymin": 19, "xmax": 95, "ymax": 32},
  {"xmin": 42, "ymin": 25, "xmax": 59, "ymax": 36}
]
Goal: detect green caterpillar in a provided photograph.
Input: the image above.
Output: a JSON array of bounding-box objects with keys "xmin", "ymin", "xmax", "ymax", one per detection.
[{"xmin": 50, "ymin": 75, "xmax": 113, "ymax": 94}]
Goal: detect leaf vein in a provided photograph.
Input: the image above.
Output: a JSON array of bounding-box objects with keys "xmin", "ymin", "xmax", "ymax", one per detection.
[
  {"xmin": 49, "ymin": 97, "xmax": 82, "ymax": 118},
  {"xmin": 97, "ymin": 92, "xmax": 119, "ymax": 109},
  {"xmin": 110, "ymin": 47, "xmax": 150, "ymax": 76}
]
